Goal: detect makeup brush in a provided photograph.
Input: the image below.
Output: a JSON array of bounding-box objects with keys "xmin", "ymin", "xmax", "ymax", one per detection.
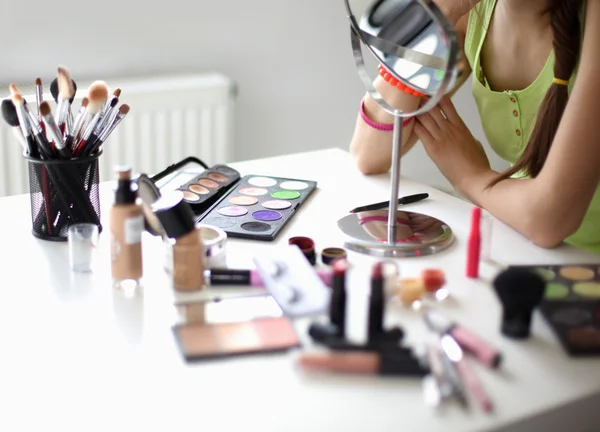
[
  {"xmin": 40, "ymin": 101, "xmax": 71, "ymax": 159},
  {"xmin": 1, "ymin": 99, "xmax": 27, "ymax": 152},
  {"xmin": 89, "ymin": 97, "xmax": 118, "ymax": 145},
  {"xmin": 349, "ymin": 193, "xmax": 430, "ymax": 213},
  {"xmin": 85, "ymin": 103, "xmax": 129, "ymax": 156},
  {"xmin": 19, "ymin": 95, "xmax": 56, "ymax": 159},
  {"xmin": 101, "ymin": 88, "xmax": 121, "ymax": 119},
  {"xmin": 11, "ymin": 93, "xmax": 40, "ymax": 158},
  {"xmin": 50, "ymin": 77, "xmax": 76, "ymax": 103},
  {"xmin": 492, "ymin": 267, "xmax": 546, "ymax": 339},
  {"xmin": 329, "ymin": 259, "xmax": 348, "ymax": 337},
  {"xmin": 72, "ymin": 81, "xmax": 109, "ymax": 156},
  {"xmin": 65, "ymin": 97, "xmax": 88, "ymax": 150},
  {"xmin": 55, "ymin": 65, "xmax": 76, "ymax": 135}
]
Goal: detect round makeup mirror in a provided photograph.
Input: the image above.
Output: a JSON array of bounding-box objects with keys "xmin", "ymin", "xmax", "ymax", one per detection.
[{"xmin": 338, "ymin": 0, "xmax": 464, "ymax": 257}]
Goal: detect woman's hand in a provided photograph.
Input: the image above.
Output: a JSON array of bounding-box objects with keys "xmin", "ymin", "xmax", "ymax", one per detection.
[{"xmin": 414, "ymin": 95, "xmax": 491, "ymax": 198}]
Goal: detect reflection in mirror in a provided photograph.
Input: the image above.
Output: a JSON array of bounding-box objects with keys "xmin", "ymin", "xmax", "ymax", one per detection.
[
  {"xmin": 346, "ymin": 0, "xmax": 460, "ymax": 96},
  {"xmin": 337, "ymin": 211, "xmax": 454, "ymax": 257}
]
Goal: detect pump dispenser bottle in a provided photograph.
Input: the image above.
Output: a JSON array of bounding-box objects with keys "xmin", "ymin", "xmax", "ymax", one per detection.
[{"xmin": 109, "ymin": 166, "xmax": 144, "ymax": 289}]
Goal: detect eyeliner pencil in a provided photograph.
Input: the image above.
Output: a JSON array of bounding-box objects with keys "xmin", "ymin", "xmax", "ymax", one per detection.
[{"xmin": 349, "ymin": 193, "xmax": 429, "ymax": 213}]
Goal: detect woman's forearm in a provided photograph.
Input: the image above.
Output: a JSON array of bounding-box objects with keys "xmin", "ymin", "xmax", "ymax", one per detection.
[
  {"xmin": 349, "ymin": 76, "xmax": 423, "ymax": 174},
  {"xmin": 465, "ymin": 171, "xmax": 581, "ymax": 248}
]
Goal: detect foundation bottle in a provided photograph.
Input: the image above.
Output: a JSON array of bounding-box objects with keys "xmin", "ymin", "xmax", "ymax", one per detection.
[
  {"xmin": 153, "ymin": 191, "xmax": 205, "ymax": 292},
  {"xmin": 110, "ymin": 166, "xmax": 144, "ymax": 289}
]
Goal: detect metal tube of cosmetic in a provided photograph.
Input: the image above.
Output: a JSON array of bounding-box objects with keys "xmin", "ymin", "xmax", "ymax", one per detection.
[{"xmin": 387, "ymin": 113, "xmax": 403, "ymax": 245}]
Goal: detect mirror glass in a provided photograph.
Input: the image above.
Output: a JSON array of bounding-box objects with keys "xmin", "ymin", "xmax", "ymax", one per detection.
[
  {"xmin": 345, "ymin": 0, "xmax": 462, "ymax": 99},
  {"xmin": 337, "ymin": 210, "xmax": 454, "ymax": 257}
]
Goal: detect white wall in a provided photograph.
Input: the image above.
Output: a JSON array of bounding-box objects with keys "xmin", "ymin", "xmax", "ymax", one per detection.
[{"xmin": 0, "ymin": 0, "xmax": 508, "ymax": 194}]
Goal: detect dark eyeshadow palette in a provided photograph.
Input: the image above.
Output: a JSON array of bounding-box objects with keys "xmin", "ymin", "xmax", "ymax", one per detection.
[{"xmin": 510, "ymin": 264, "xmax": 600, "ymax": 357}]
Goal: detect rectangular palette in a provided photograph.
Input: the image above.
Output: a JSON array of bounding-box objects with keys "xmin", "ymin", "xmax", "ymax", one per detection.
[
  {"xmin": 151, "ymin": 157, "xmax": 317, "ymax": 241},
  {"xmin": 195, "ymin": 175, "xmax": 317, "ymax": 241},
  {"xmin": 510, "ymin": 264, "xmax": 600, "ymax": 356},
  {"xmin": 173, "ymin": 317, "xmax": 302, "ymax": 362}
]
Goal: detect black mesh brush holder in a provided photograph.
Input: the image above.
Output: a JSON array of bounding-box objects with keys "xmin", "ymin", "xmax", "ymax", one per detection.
[{"xmin": 25, "ymin": 150, "xmax": 103, "ymax": 241}]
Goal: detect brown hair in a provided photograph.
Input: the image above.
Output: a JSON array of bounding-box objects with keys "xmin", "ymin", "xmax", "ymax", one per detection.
[{"xmin": 487, "ymin": 0, "xmax": 583, "ymax": 187}]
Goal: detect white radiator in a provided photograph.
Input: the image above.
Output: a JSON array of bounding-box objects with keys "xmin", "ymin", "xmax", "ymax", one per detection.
[{"xmin": 0, "ymin": 72, "xmax": 236, "ymax": 197}]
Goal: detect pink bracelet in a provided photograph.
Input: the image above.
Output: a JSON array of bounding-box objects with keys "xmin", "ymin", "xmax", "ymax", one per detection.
[{"xmin": 360, "ymin": 99, "xmax": 414, "ymax": 131}]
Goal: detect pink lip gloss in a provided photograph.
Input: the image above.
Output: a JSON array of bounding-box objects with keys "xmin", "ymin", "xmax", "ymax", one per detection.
[{"xmin": 425, "ymin": 309, "xmax": 502, "ymax": 369}]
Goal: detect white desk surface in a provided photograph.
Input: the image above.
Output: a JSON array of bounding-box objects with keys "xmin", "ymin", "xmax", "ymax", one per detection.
[{"xmin": 1, "ymin": 148, "xmax": 599, "ymax": 432}]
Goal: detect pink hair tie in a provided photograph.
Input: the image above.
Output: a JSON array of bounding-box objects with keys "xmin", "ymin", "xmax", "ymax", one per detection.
[{"xmin": 359, "ymin": 99, "xmax": 414, "ymax": 131}]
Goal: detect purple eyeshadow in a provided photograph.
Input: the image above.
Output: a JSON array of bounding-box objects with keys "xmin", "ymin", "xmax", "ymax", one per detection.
[{"xmin": 252, "ymin": 210, "xmax": 282, "ymax": 222}]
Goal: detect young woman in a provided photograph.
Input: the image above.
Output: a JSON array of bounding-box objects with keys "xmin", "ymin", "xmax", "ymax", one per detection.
[{"xmin": 350, "ymin": 0, "xmax": 600, "ymax": 255}]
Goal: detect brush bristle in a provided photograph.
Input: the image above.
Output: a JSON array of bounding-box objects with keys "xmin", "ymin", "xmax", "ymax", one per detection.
[
  {"xmin": 1, "ymin": 99, "xmax": 19, "ymax": 127},
  {"xmin": 57, "ymin": 65, "xmax": 75, "ymax": 99},
  {"xmin": 113, "ymin": 88, "xmax": 121, "ymax": 97},
  {"xmin": 39, "ymin": 101, "xmax": 51, "ymax": 117},
  {"xmin": 86, "ymin": 81, "xmax": 109, "ymax": 113},
  {"xmin": 81, "ymin": 97, "xmax": 89, "ymax": 108},
  {"xmin": 119, "ymin": 104, "xmax": 130, "ymax": 115},
  {"xmin": 11, "ymin": 92, "xmax": 24, "ymax": 107},
  {"xmin": 8, "ymin": 84, "xmax": 18, "ymax": 95},
  {"xmin": 35, "ymin": 78, "xmax": 42, "ymax": 87}
]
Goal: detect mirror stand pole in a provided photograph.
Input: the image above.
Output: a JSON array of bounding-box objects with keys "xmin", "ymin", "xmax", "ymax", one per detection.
[{"xmin": 387, "ymin": 111, "xmax": 403, "ymax": 245}]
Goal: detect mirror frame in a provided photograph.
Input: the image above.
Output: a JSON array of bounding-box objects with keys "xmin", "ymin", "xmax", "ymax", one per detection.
[{"xmin": 344, "ymin": 0, "xmax": 462, "ymax": 117}]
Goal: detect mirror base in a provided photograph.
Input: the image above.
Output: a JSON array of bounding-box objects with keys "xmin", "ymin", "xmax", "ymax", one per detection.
[{"xmin": 337, "ymin": 210, "xmax": 455, "ymax": 258}]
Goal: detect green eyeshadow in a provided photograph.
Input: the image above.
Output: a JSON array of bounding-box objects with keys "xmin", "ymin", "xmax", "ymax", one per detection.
[{"xmin": 545, "ymin": 283, "xmax": 569, "ymax": 300}]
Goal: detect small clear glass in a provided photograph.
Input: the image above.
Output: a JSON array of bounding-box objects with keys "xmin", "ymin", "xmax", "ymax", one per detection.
[{"xmin": 68, "ymin": 223, "xmax": 99, "ymax": 272}]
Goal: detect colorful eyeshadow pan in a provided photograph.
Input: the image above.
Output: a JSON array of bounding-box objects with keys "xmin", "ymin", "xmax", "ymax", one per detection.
[
  {"xmin": 559, "ymin": 266, "xmax": 595, "ymax": 281},
  {"xmin": 248, "ymin": 177, "xmax": 277, "ymax": 187},
  {"xmin": 545, "ymin": 283, "xmax": 569, "ymax": 299},
  {"xmin": 272, "ymin": 190, "xmax": 300, "ymax": 200},
  {"xmin": 183, "ymin": 191, "xmax": 200, "ymax": 201},
  {"xmin": 536, "ymin": 268, "xmax": 556, "ymax": 282},
  {"xmin": 279, "ymin": 181, "xmax": 308, "ymax": 190},
  {"xmin": 262, "ymin": 200, "xmax": 292, "ymax": 210},
  {"xmin": 229, "ymin": 196, "xmax": 259, "ymax": 206},
  {"xmin": 217, "ymin": 206, "xmax": 248, "ymax": 217},
  {"xmin": 208, "ymin": 172, "xmax": 229, "ymax": 183},
  {"xmin": 189, "ymin": 185, "xmax": 210, "ymax": 195},
  {"xmin": 512, "ymin": 263, "xmax": 600, "ymax": 357},
  {"xmin": 240, "ymin": 187, "xmax": 269, "ymax": 196},
  {"xmin": 573, "ymin": 282, "xmax": 600, "ymax": 298},
  {"xmin": 252, "ymin": 210, "xmax": 282, "ymax": 221},
  {"xmin": 241, "ymin": 222, "xmax": 271, "ymax": 232},
  {"xmin": 198, "ymin": 178, "xmax": 219, "ymax": 189}
]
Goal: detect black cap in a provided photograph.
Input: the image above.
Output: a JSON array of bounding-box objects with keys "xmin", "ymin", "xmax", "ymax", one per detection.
[
  {"xmin": 114, "ymin": 166, "xmax": 138, "ymax": 204},
  {"xmin": 379, "ymin": 348, "xmax": 429, "ymax": 377},
  {"xmin": 152, "ymin": 191, "xmax": 196, "ymax": 238}
]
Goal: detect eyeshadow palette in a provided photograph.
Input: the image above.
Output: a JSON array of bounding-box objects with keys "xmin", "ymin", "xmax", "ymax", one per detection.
[
  {"xmin": 144, "ymin": 157, "xmax": 317, "ymax": 241},
  {"xmin": 511, "ymin": 264, "xmax": 600, "ymax": 356},
  {"xmin": 196, "ymin": 175, "xmax": 317, "ymax": 241}
]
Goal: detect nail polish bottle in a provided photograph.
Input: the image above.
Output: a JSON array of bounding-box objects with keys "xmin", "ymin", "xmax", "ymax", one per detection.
[
  {"xmin": 110, "ymin": 166, "xmax": 144, "ymax": 290},
  {"xmin": 153, "ymin": 191, "xmax": 205, "ymax": 292}
]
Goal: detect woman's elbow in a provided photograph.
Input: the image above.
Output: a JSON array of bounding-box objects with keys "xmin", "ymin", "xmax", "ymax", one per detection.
[{"xmin": 525, "ymin": 214, "xmax": 582, "ymax": 249}]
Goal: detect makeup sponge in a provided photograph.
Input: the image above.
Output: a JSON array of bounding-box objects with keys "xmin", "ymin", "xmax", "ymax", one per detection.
[{"xmin": 493, "ymin": 267, "xmax": 546, "ymax": 339}]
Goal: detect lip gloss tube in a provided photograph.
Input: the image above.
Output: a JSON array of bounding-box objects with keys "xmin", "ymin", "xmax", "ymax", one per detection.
[{"xmin": 425, "ymin": 309, "xmax": 502, "ymax": 369}]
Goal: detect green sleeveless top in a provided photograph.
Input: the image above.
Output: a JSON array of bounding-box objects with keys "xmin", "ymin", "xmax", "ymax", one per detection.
[{"xmin": 464, "ymin": 0, "xmax": 600, "ymax": 255}]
